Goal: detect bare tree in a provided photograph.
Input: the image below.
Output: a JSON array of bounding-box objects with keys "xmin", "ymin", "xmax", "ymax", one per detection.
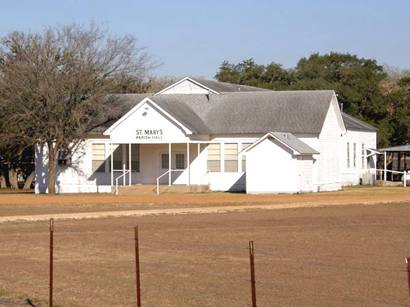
[{"xmin": 0, "ymin": 24, "xmax": 154, "ymax": 194}]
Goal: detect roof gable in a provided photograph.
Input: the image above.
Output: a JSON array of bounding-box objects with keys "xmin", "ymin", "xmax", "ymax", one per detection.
[
  {"xmin": 104, "ymin": 97, "xmax": 193, "ymax": 136},
  {"xmin": 155, "ymin": 77, "xmax": 219, "ymax": 95},
  {"xmin": 244, "ymin": 132, "xmax": 319, "ymax": 155}
]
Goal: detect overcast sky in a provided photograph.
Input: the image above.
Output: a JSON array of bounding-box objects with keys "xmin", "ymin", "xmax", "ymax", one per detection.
[{"xmin": 1, "ymin": 0, "xmax": 409, "ymax": 78}]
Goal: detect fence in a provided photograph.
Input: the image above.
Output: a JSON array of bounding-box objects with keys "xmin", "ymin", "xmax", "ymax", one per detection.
[
  {"xmin": 13, "ymin": 217, "xmax": 410, "ymax": 306},
  {"xmin": 46, "ymin": 219, "xmax": 258, "ymax": 307}
]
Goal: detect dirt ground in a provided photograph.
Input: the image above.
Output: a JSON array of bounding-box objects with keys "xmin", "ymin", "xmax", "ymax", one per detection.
[
  {"xmin": 0, "ymin": 187, "xmax": 410, "ymax": 217},
  {"xmin": 1, "ymin": 203, "xmax": 410, "ymax": 306}
]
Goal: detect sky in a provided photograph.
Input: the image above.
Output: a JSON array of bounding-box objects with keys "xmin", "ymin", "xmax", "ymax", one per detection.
[{"xmin": 0, "ymin": 0, "xmax": 409, "ymax": 78}]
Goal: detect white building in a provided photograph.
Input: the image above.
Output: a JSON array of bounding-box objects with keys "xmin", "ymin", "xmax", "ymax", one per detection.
[{"xmin": 35, "ymin": 77, "xmax": 377, "ymax": 194}]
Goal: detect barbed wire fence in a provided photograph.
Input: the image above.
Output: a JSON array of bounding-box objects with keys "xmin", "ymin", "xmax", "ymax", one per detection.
[{"xmin": 44, "ymin": 218, "xmax": 410, "ymax": 307}]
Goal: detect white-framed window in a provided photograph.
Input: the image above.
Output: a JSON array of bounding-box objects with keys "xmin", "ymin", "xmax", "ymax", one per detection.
[
  {"xmin": 161, "ymin": 153, "xmax": 169, "ymax": 169},
  {"xmin": 224, "ymin": 143, "xmax": 238, "ymax": 172},
  {"xmin": 207, "ymin": 143, "xmax": 221, "ymax": 172},
  {"xmin": 353, "ymin": 143, "xmax": 357, "ymax": 168},
  {"xmin": 347, "ymin": 142, "xmax": 350, "ymax": 168},
  {"xmin": 112, "ymin": 144, "xmax": 123, "ymax": 170},
  {"xmin": 92, "ymin": 143, "xmax": 105, "ymax": 172},
  {"xmin": 175, "ymin": 153, "xmax": 185, "ymax": 170},
  {"xmin": 241, "ymin": 143, "xmax": 252, "ymax": 172}
]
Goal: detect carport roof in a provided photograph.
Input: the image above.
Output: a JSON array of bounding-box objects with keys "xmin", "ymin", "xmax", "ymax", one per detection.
[{"xmin": 379, "ymin": 145, "xmax": 410, "ymax": 152}]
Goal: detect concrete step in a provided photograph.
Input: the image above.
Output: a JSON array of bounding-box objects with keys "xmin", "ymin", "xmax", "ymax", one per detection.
[{"xmin": 116, "ymin": 184, "xmax": 210, "ymax": 195}]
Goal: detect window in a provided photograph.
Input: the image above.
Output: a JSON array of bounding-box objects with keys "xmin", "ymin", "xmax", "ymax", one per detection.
[
  {"xmin": 224, "ymin": 143, "xmax": 238, "ymax": 172},
  {"xmin": 353, "ymin": 143, "xmax": 357, "ymax": 168},
  {"xmin": 241, "ymin": 143, "xmax": 252, "ymax": 171},
  {"xmin": 207, "ymin": 143, "xmax": 220, "ymax": 172},
  {"xmin": 175, "ymin": 153, "xmax": 185, "ymax": 170},
  {"xmin": 58, "ymin": 149, "xmax": 71, "ymax": 167},
  {"xmin": 92, "ymin": 144, "xmax": 105, "ymax": 172},
  {"xmin": 161, "ymin": 153, "xmax": 169, "ymax": 169},
  {"xmin": 347, "ymin": 142, "xmax": 350, "ymax": 168},
  {"xmin": 113, "ymin": 145, "xmax": 123, "ymax": 170},
  {"xmin": 361, "ymin": 143, "xmax": 365, "ymax": 168}
]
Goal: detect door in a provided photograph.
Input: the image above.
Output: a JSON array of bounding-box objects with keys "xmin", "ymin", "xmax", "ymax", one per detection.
[{"xmin": 159, "ymin": 152, "xmax": 186, "ymax": 183}]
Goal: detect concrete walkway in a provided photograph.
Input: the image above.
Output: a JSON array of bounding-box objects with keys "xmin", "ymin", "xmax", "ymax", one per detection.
[{"xmin": 0, "ymin": 198, "xmax": 406, "ymax": 223}]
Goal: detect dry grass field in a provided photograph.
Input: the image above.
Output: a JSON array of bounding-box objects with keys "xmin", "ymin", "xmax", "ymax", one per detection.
[{"xmin": 1, "ymin": 187, "xmax": 410, "ymax": 306}]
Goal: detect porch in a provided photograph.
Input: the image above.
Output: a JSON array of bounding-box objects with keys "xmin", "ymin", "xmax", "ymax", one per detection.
[{"xmin": 108, "ymin": 142, "xmax": 210, "ymax": 194}]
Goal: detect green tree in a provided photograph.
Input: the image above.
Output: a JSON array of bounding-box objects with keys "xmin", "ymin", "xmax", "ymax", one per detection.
[{"xmin": 215, "ymin": 53, "xmax": 398, "ymax": 147}]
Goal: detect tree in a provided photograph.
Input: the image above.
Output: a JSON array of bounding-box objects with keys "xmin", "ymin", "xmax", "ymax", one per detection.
[
  {"xmin": 214, "ymin": 53, "xmax": 401, "ymax": 147},
  {"xmin": 215, "ymin": 59, "xmax": 294, "ymax": 90},
  {"xmin": 0, "ymin": 24, "xmax": 154, "ymax": 194}
]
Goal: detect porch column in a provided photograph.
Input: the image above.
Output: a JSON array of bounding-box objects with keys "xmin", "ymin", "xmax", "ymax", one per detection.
[
  {"xmin": 187, "ymin": 142, "xmax": 190, "ymax": 186},
  {"xmin": 110, "ymin": 142, "xmax": 114, "ymax": 188},
  {"xmin": 384, "ymin": 151, "xmax": 387, "ymax": 182},
  {"xmin": 122, "ymin": 144, "xmax": 126, "ymax": 186},
  {"xmin": 128, "ymin": 144, "xmax": 132, "ymax": 186},
  {"xmin": 168, "ymin": 143, "xmax": 172, "ymax": 186}
]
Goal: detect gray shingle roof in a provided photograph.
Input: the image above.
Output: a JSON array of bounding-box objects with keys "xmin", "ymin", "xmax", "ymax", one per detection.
[
  {"xmin": 190, "ymin": 78, "xmax": 270, "ymax": 93},
  {"xmin": 342, "ymin": 112, "xmax": 377, "ymax": 132},
  {"xmin": 150, "ymin": 90, "xmax": 335, "ymax": 135},
  {"xmin": 90, "ymin": 90, "xmax": 336, "ymax": 135},
  {"xmin": 243, "ymin": 132, "xmax": 319, "ymax": 155},
  {"xmin": 270, "ymin": 132, "xmax": 319, "ymax": 154}
]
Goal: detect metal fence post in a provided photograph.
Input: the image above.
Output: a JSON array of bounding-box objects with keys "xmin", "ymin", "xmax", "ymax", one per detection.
[
  {"xmin": 135, "ymin": 226, "xmax": 141, "ymax": 307},
  {"xmin": 249, "ymin": 241, "xmax": 257, "ymax": 307},
  {"xmin": 49, "ymin": 218, "xmax": 54, "ymax": 307}
]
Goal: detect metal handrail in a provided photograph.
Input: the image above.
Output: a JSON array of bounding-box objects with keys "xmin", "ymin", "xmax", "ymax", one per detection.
[
  {"xmin": 115, "ymin": 170, "xmax": 131, "ymax": 195},
  {"xmin": 375, "ymin": 168, "xmax": 408, "ymax": 187},
  {"xmin": 156, "ymin": 169, "xmax": 184, "ymax": 195}
]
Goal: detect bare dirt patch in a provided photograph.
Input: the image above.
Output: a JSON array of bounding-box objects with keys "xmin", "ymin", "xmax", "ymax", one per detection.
[
  {"xmin": 0, "ymin": 187, "xmax": 409, "ymax": 218},
  {"xmin": 1, "ymin": 203, "xmax": 410, "ymax": 306}
]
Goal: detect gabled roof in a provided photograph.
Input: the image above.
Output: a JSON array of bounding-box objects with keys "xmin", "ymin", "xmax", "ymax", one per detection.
[
  {"xmin": 155, "ymin": 77, "xmax": 270, "ymax": 95},
  {"xmin": 342, "ymin": 112, "xmax": 377, "ymax": 132},
  {"xmin": 150, "ymin": 90, "xmax": 334, "ymax": 135},
  {"xmin": 190, "ymin": 78, "xmax": 270, "ymax": 93},
  {"xmin": 91, "ymin": 90, "xmax": 335, "ymax": 135},
  {"xmin": 244, "ymin": 132, "xmax": 319, "ymax": 155}
]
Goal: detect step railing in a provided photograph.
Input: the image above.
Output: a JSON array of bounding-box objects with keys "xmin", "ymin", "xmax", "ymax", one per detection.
[
  {"xmin": 115, "ymin": 170, "xmax": 131, "ymax": 195},
  {"xmin": 156, "ymin": 169, "xmax": 184, "ymax": 195},
  {"xmin": 376, "ymin": 169, "xmax": 408, "ymax": 187}
]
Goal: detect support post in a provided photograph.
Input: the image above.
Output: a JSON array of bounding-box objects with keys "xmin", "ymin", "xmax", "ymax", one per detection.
[
  {"xmin": 187, "ymin": 142, "xmax": 190, "ymax": 186},
  {"xmin": 122, "ymin": 144, "xmax": 126, "ymax": 186},
  {"xmin": 135, "ymin": 226, "xmax": 141, "ymax": 307},
  {"xmin": 384, "ymin": 152, "xmax": 387, "ymax": 182},
  {"xmin": 168, "ymin": 143, "xmax": 171, "ymax": 186},
  {"xmin": 129, "ymin": 144, "xmax": 132, "ymax": 186},
  {"xmin": 110, "ymin": 142, "xmax": 114, "ymax": 190},
  {"xmin": 404, "ymin": 171, "xmax": 407, "ymax": 188},
  {"xmin": 249, "ymin": 241, "xmax": 257, "ymax": 307},
  {"xmin": 406, "ymin": 257, "xmax": 410, "ymax": 297},
  {"xmin": 49, "ymin": 218, "xmax": 54, "ymax": 307}
]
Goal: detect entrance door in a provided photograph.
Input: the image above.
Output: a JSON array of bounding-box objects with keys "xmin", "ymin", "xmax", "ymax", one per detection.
[{"xmin": 159, "ymin": 152, "xmax": 186, "ymax": 183}]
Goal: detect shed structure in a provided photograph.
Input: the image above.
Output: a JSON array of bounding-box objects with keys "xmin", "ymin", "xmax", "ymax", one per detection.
[{"xmin": 244, "ymin": 132, "xmax": 319, "ymax": 194}]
